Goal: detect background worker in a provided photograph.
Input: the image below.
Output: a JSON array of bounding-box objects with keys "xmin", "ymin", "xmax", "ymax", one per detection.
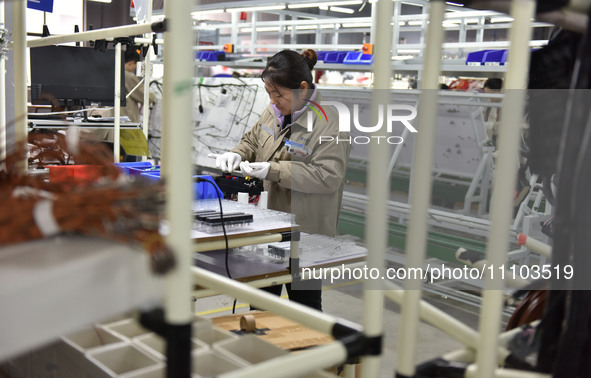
[{"xmin": 211, "ymin": 49, "xmax": 351, "ymax": 311}]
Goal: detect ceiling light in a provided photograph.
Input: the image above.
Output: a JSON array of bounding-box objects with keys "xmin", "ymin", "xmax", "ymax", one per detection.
[
  {"xmin": 191, "ymin": 10, "xmax": 225, "ymax": 16},
  {"xmin": 227, "ymin": 5, "xmax": 285, "ymax": 12},
  {"xmin": 288, "ymin": 1, "xmax": 362, "ymax": 9},
  {"xmin": 329, "ymin": 6, "xmax": 355, "ymax": 14},
  {"xmin": 407, "ymin": 20, "xmax": 424, "ymax": 26},
  {"xmin": 341, "ymin": 22, "xmax": 371, "ymax": 28},
  {"xmin": 445, "ymin": 1, "xmax": 464, "ymax": 6},
  {"xmin": 88, "ymin": 0, "xmax": 112, "ymax": 3},
  {"xmin": 490, "ymin": 16, "xmax": 514, "ymax": 23}
]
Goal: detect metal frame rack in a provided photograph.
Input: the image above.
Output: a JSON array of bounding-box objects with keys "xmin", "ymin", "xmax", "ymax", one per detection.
[{"xmin": 2, "ymin": 0, "xmax": 583, "ymax": 377}]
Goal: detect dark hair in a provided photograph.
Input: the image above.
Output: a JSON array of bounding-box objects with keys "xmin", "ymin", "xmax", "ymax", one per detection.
[
  {"xmin": 124, "ymin": 47, "xmax": 141, "ymax": 63},
  {"xmin": 261, "ymin": 49, "xmax": 318, "ymax": 89},
  {"xmin": 483, "ymin": 78, "xmax": 503, "ymax": 90}
]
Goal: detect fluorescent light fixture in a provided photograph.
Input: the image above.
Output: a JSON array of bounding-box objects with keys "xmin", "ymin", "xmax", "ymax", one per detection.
[
  {"xmin": 191, "ymin": 9, "xmax": 225, "ymax": 16},
  {"xmin": 88, "ymin": 0, "xmax": 112, "ymax": 3},
  {"xmin": 443, "ymin": 21, "xmax": 459, "ymax": 28},
  {"xmin": 241, "ymin": 27, "xmax": 281, "ymax": 32},
  {"xmin": 391, "ymin": 55, "xmax": 414, "ymax": 60},
  {"xmin": 287, "ymin": 24, "xmax": 336, "ymax": 30},
  {"xmin": 397, "ymin": 49, "xmax": 421, "ymax": 54},
  {"xmin": 319, "ymin": 5, "xmax": 329, "ymax": 10},
  {"xmin": 490, "ymin": 16, "xmax": 514, "ymax": 23},
  {"xmin": 341, "ymin": 22, "xmax": 371, "ymax": 28},
  {"xmin": 288, "ymin": 1, "xmax": 362, "ymax": 9},
  {"xmin": 329, "ymin": 6, "xmax": 355, "ymax": 14},
  {"xmin": 407, "ymin": 20, "xmax": 424, "ymax": 26},
  {"xmin": 445, "ymin": 1, "xmax": 464, "ymax": 6},
  {"xmin": 398, "ymin": 21, "xmax": 406, "ymax": 26},
  {"xmin": 227, "ymin": 5, "xmax": 285, "ymax": 12}
]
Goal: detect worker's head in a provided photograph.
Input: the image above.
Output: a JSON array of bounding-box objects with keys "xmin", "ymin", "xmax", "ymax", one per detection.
[
  {"xmin": 262, "ymin": 49, "xmax": 318, "ymax": 115},
  {"xmin": 483, "ymin": 78, "xmax": 503, "ymax": 93},
  {"xmin": 124, "ymin": 47, "xmax": 141, "ymax": 73}
]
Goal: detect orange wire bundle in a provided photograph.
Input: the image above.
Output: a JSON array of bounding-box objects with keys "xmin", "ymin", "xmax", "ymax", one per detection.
[{"xmin": 0, "ymin": 138, "xmax": 175, "ymax": 275}]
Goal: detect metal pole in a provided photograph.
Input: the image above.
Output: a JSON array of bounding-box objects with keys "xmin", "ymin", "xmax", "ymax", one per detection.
[
  {"xmin": 474, "ymin": 1, "xmax": 534, "ymax": 377},
  {"xmin": 392, "ymin": 0, "xmax": 401, "ymax": 57},
  {"xmin": 231, "ymin": 11, "xmax": 239, "ymax": 47},
  {"xmin": 383, "ymin": 282, "xmax": 479, "ymax": 349},
  {"xmin": 192, "ymin": 266, "xmax": 345, "ymax": 335},
  {"xmin": 0, "ymin": 2, "xmax": 5, "ymax": 167},
  {"xmin": 250, "ymin": 12, "xmax": 257, "ymax": 55},
  {"xmin": 114, "ymin": 43, "xmax": 122, "ymax": 163},
  {"xmin": 12, "ymin": 0, "xmax": 26, "ymax": 173},
  {"xmin": 142, "ymin": 0, "xmax": 153, "ymax": 160},
  {"xmin": 27, "ymin": 23, "xmax": 159, "ymax": 48},
  {"xmin": 370, "ymin": 2, "xmax": 377, "ymax": 45},
  {"xmin": 360, "ymin": 0, "xmax": 393, "ymax": 376},
  {"xmin": 163, "ymin": 0, "xmax": 194, "ymax": 375},
  {"xmin": 395, "ymin": 1, "xmax": 445, "ymax": 377}
]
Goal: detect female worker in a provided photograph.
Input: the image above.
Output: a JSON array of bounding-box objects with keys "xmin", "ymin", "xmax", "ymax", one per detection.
[{"xmin": 212, "ymin": 49, "xmax": 351, "ymax": 310}]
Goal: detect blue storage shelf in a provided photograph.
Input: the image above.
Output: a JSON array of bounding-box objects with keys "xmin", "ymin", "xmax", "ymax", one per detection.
[{"xmin": 343, "ymin": 51, "xmax": 374, "ymax": 65}]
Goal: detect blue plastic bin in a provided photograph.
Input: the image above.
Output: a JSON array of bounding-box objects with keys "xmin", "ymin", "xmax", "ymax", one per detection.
[
  {"xmin": 465, "ymin": 50, "xmax": 494, "ymax": 66},
  {"xmin": 128, "ymin": 165, "xmax": 160, "ymax": 176},
  {"xmin": 483, "ymin": 50, "xmax": 508, "ymax": 66},
  {"xmin": 137, "ymin": 171, "xmax": 223, "ymax": 200},
  {"xmin": 114, "ymin": 161, "xmax": 154, "ymax": 175},
  {"xmin": 194, "ymin": 175, "xmax": 224, "ymax": 200},
  {"xmin": 198, "ymin": 51, "xmax": 225, "ymax": 61},
  {"xmin": 323, "ymin": 51, "xmax": 350, "ymax": 64},
  {"xmin": 317, "ymin": 51, "xmax": 329, "ymax": 62},
  {"xmin": 343, "ymin": 51, "xmax": 374, "ymax": 65}
]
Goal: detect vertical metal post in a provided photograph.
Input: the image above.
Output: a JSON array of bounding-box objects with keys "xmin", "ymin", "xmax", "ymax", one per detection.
[
  {"xmin": 477, "ymin": 16, "xmax": 485, "ymax": 44},
  {"xmin": 163, "ymin": 0, "xmax": 194, "ymax": 375},
  {"xmin": 459, "ymin": 18, "xmax": 467, "ymax": 58},
  {"xmin": 12, "ymin": 0, "xmax": 26, "ymax": 173},
  {"xmin": 0, "ymin": 2, "xmax": 6, "ymax": 167},
  {"xmin": 475, "ymin": 1, "xmax": 534, "ymax": 377},
  {"xmin": 392, "ymin": 0, "xmax": 401, "ymax": 57},
  {"xmin": 290, "ymin": 15, "xmax": 297, "ymax": 44},
  {"xmin": 395, "ymin": 1, "xmax": 445, "ymax": 377},
  {"xmin": 142, "ymin": 0, "xmax": 153, "ymax": 153},
  {"xmin": 231, "ymin": 11, "xmax": 238, "ymax": 48},
  {"xmin": 114, "ymin": 43, "xmax": 122, "ymax": 163},
  {"xmin": 369, "ymin": 2, "xmax": 377, "ymax": 45},
  {"xmin": 250, "ymin": 11, "xmax": 257, "ymax": 55},
  {"xmin": 279, "ymin": 14, "xmax": 285, "ymax": 44},
  {"xmin": 360, "ymin": 0, "xmax": 393, "ymax": 376}
]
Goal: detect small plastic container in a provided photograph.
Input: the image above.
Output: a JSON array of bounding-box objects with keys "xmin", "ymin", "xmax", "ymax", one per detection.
[
  {"xmin": 61, "ymin": 326, "xmax": 125, "ymax": 353},
  {"xmin": 87, "ymin": 343, "xmax": 161, "ymax": 377},
  {"xmin": 191, "ymin": 349, "xmax": 247, "ymax": 377},
  {"xmin": 104, "ymin": 319, "xmax": 151, "ymax": 340},
  {"xmin": 212, "ymin": 335, "xmax": 288, "ymax": 365},
  {"xmin": 134, "ymin": 333, "xmax": 209, "ymax": 360},
  {"xmin": 483, "ymin": 49, "xmax": 508, "ymax": 66},
  {"xmin": 465, "ymin": 50, "xmax": 493, "ymax": 66},
  {"xmin": 323, "ymin": 51, "xmax": 350, "ymax": 64},
  {"xmin": 192, "ymin": 326, "xmax": 237, "ymax": 346},
  {"xmin": 48, "ymin": 164, "xmax": 103, "ymax": 183},
  {"xmin": 114, "ymin": 161, "xmax": 154, "ymax": 175},
  {"xmin": 343, "ymin": 51, "xmax": 374, "ymax": 65},
  {"xmin": 124, "ymin": 365, "xmax": 166, "ymax": 378}
]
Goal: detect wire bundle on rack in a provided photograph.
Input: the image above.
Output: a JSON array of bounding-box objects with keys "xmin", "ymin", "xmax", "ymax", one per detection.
[{"xmin": 0, "ymin": 141, "xmax": 175, "ymax": 275}]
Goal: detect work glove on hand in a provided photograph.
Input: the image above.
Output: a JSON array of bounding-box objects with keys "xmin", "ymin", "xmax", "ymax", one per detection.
[
  {"xmin": 208, "ymin": 152, "xmax": 242, "ymax": 172},
  {"xmin": 239, "ymin": 161, "xmax": 271, "ymax": 180}
]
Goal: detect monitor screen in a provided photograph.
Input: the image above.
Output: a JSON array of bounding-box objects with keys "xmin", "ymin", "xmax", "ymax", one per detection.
[{"xmin": 30, "ymin": 45, "xmax": 126, "ymax": 107}]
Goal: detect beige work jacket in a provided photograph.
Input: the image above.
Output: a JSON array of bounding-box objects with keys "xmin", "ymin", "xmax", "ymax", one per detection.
[{"xmin": 232, "ymin": 93, "xmax": 350, "ymax": 236}]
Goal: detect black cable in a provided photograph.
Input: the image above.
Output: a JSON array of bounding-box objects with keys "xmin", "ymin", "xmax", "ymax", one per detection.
[{"xmin": 196, "ymin": 177, "xmax": 238, "ymax": 314}]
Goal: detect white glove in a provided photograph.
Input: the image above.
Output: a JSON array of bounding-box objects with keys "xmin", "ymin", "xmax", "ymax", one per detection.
[
  {"xmin": 240, "ymin": 161, "xmax": 271, "ymax": 180},
  {"xmin": 207, "ymin": 152, "xmax": 242, "ymax": 173}
]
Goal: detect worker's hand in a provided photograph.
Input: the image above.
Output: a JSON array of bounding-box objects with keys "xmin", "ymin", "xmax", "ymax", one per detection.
[
  {"xmin": 239, "ymin": 161, "xmax": 270, "ymax": 180},
  {"xmin": 207, "ymin": 152, "xmax": 242, "ymax": 172}
]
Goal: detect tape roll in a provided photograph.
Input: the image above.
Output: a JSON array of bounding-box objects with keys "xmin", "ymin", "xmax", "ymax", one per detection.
[{"xmin": 240, "ymin": 315, "xmax": 256, "ymax": 333}]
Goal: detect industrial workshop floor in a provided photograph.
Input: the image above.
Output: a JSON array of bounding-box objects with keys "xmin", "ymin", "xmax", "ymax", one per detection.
[{"xmin": 195, "ymin": 266, "xmax": 485, "ymax": 378}]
